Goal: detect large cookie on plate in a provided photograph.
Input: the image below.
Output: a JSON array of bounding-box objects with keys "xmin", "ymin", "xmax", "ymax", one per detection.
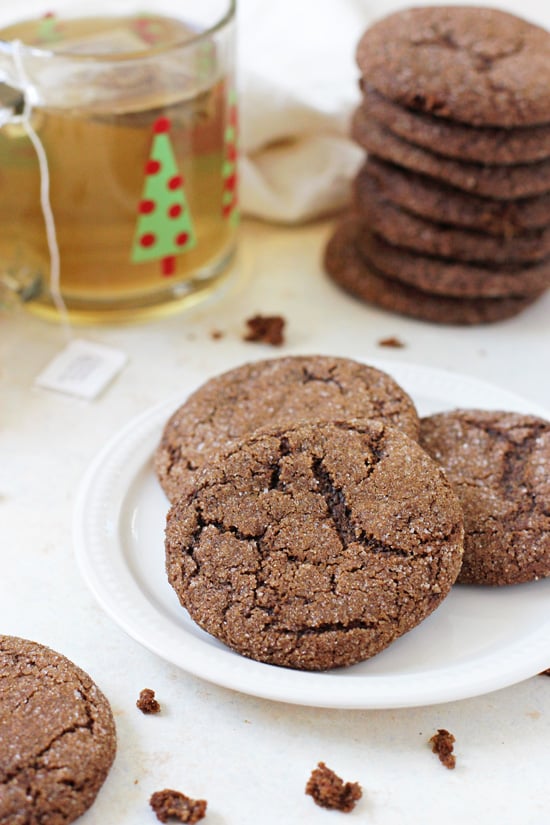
[
  {"xmin": 165, "ymin": 419, "xmax": 464, "ymax": 670},
  {"xmin": 324, "ymin": 217, "xmax": 542, "ymax": 324},
  {"xmin": 420, "ymin": 410, "xmax": 550, "ymax": 585},
  {"xmin": 0, "ymin": 636, "xmax": 116, "ymax": 825},
  {"xmin": 356, "ymin": 6, "xmax": 550, "ymax": 127},
  {"xmin": 155, "ymin": 355, "xmax": 420, "ymax": 503}
]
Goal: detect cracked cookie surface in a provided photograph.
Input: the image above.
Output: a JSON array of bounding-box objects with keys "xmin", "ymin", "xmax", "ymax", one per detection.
[
  {"xmin": 165, "ymin": 419, "xmax": 464, "ymax": 670},
  {"xmin": 356, "ymin": 7, "xmax": 550, "ymax": 127},
  {"xmin": 0, "ymin": 636, "xmax": 116, "ymax": 825},
  {"xmin": 155, "ymin": 355, "xmax": 420, "ymax": 503},
  {"xmin": 420, "ymin": 410, "xmax": 550, "ymax": 585}
]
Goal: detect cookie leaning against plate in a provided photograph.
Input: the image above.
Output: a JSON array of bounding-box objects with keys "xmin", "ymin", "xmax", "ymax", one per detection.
[
  {"xmin": 155, "ymin": 355, "xmax": 420, "ymax": 503},
  {"xmin": 165, "ymin": 419, "xmax": 464, "ymax": 670},
  {"xmin": 420, "ymin": 410, "xmax": 550, "ymax": 585},
  {"xmin": 356, "ymin": 6, "xmax": 550, "ymax": 128},
  {"xmin": 0, "ymin": 636, "xmax": 116, "ymax": 825}
]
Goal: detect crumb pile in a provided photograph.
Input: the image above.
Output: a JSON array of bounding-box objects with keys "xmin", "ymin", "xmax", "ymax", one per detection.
[{"xmin": 325, "ymin": 6, "xmax": 550, "ymax": 324}]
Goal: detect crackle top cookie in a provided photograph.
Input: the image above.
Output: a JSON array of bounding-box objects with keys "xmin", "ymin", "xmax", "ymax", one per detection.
[
  {"xmin": 0, "ymin": 636, "xmax": 116, "ymax": 825},
  {"xmin": 420, "ymin": 409, "xmax": 550, "ymax": 585},
  {"xmin": 155, "ymin": 355, "xmax": 420, "ymax": 503},
  {"xmin": 356, "ymin": 6, "xmax": 550, "ymax": 127},
  {"xmin": 165, "ymin": 419, "xmax": 464, "ymax": 670}
]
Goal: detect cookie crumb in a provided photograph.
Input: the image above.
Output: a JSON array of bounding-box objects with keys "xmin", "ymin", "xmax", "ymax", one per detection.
[
  {"xmin": 305, "ymin": 762, "xmax": 362, "ymax": 813},
  {"xmin": 378, "ymin": 335, "xmax": 405, "ymax": 348},
  {"xmin": 136, "ymin": 688, "xmax": 161, "ymax": 714},
  {"xmin": 430, "ymin": 729, "xmax": 456, "ymax": 769},
  {"xmin": 210, "ymin": 329, "xmax": 224, "ymax": 340},
  {"xmin": 150, "ymin": 789, "xmax": 207, "ymax": 823},
  {"xmin": 243, "ymin": 314, "xmax": 285, "ymax": 346}
]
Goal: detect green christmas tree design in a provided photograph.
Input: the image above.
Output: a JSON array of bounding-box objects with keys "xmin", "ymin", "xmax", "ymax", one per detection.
[
  {"xmin": 131, "ymin": 116, "xmax": 196, "ymax": 277},
  {"xmin": 221, "ymin": 89, "xmax": 239, "ymax": 226}
]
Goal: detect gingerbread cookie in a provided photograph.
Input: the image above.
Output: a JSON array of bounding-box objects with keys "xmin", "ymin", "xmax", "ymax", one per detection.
[
  {"xmin": 355, "ymin": 228, "xmax": 550, "ymax": 299},
  {"xmin": 420, "ymin": 410, "xmax": 550, "ymax": 585},
  {"xmin": 355, "ymin": 175, "xmax": 550, "ymax": 264},
  {"xmin": 155, "ymin": 355, "xmax": 420, "ymax": 503},
  {"xmin": 324, "ymin": 217, "xmax": 541, "ymax": 324},
  {"xmin": 0, "ymin": 636, "xmax": 116, "ymax": 825},
  {"xmin": 165, "ymin": 419, "xmax": 464, "ymax": 670},
  {"xmin": 356, "ymin": 7, "xmax": 550, "ymax": 127},
  {"xmin": 355, "ymin": 158, "xmax": 550, "ymax": 237},
  {"xmin": 351, "ymin": 109, "xmax": 550, "ymax": 200},
  {"xmin": 360, "ymin": 83, "xmax": 550, "ymax": 166}
]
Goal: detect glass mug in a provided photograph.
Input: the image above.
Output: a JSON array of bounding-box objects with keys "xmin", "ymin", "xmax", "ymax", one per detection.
[{"xmin": 0, "ymin": 0, "xmax": 238, "ymax": 323}]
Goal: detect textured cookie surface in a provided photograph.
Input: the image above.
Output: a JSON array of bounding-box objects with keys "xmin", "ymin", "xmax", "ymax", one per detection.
[
  {"xmin": 420, "ymin": 410, "xmax": 550, "ymax": 585},
  {"xmin": 0, "ymin": 636, "xmax": 116, "ymax": 825},
  {"xmin": 360, "ymin": 83, "xmax": 550, "ymax": 165},
  {"xmin": 352, "ymin": 109, "xmax": 550, "ymax": 200},
  {"xmin": 356, "ymin": 158, "xmax": 550, "ymax": 237},
  {"xmin": 355, "ymin": 175, "xmax": 550, "ymax": 265},
  {"xmin": 355, "ymin": 227, "xmax": 550, "ymax": 298},
  {"xmin": 165, "ymin": 419, "xmax": 464, "ymax": 670},
  {"xmin": 324, "ymin": 217, "xmax": 541, "ymax": 324},
  {"xmin": 356, "ymin": 6, "xmax": 550, "ymax": 127},
  {"xmin": 155, "ymin": 355, "xmax": 419, "ymax": 503}
]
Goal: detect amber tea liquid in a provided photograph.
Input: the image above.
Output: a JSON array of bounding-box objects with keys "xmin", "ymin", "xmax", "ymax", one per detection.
[{"xmin": 0, "ymin": 13, "xmax": 238, "ymax": 322}]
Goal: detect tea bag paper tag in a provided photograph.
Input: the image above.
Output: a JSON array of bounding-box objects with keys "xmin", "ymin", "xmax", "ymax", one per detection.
[{"xmin": 35, "ymin": 339, "xmax": 127, "ymax": 399}]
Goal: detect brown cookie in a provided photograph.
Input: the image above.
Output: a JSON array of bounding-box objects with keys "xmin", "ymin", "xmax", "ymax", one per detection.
[
  {"xmin": 0, "ymin": 636, "xmax": 116, "ymax": 825},
  {"xmin": 355, "ymin": 227, "xmax": 550, "ymax": 299},
  {"xmin": 355, "ymin": 175, "xmax": 550, "ymax": 265},
  {"xmin": 356, "ymin": 7, "xmax": 550, "ymax": 127},
  {"xmin": 356, "ymin": 157, "xmax": 550, "ymax": 237},
  {"xmin": 420, "ymin": 410, "xmax": 550, "ymax": 585},
  {"xmin": 352, "ymin": 109, "xmax": 550, "ymax": 200},
  {"xmin": 155, "ymin": 355, "xmax": 420, "ymax": 503},
  {"xmin": 324, "ymin": 217, "xmax": 543, "ymax": 325},
  {"xmin": 360, "ymin": 83, "xmax": 550, "ymax": 165},
  {"xmin": 165, "ymin": 419, "xmax": 464, "ymax": 670}
]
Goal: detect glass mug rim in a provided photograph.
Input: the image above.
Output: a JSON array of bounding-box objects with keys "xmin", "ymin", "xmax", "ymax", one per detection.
[{"xmin": 0, "ymin": 0, "xmax": 236, "ymax": 63}]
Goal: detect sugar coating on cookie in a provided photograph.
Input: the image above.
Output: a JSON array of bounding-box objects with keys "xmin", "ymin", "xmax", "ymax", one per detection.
[
  {"xmin": 420, "ymin": 410, "xmax": 550, "ymax": 585},
  {"xmin": 155, "ymin": 355, "xmax": 420, "ymax": 503},
  {"xmin": 0, "ymin": 635, "xmax": 116, "ymax": 825},
  {"xmin": 165, "ymin": 419, "xmax": 464, "ymax": 670},
  {"xmin": 356, "ymin": 6, "xmax": 550, "ymax": 127}
]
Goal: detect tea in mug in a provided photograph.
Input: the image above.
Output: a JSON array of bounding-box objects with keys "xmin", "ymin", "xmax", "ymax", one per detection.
[{"xmin": 0, "ymin": 11, "xmax": 238, "ymax": 322}]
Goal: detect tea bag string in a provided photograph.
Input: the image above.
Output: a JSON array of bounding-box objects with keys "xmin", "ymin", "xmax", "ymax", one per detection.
[{"xmin": 11, "ymin": 39, "xmax": 71, "ymax": 337}]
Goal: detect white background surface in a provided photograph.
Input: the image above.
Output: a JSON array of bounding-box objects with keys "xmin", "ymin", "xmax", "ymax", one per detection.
[{"xmin": 2, "ymin": 0, "xmax": 550, "ymax": 823}]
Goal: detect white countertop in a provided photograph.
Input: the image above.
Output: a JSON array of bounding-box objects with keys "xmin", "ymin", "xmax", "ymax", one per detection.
[{"xmin": 2, "ymin": 217, "xmax": 550, "ymax": 825}]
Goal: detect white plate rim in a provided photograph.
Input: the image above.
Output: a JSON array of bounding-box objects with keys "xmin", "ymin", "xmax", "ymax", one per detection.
[{"xmin": 73, "ymin": 358, "xmax": 550, "ymax": 709}]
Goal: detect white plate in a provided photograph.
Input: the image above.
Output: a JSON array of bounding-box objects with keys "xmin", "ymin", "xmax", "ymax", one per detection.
[{"xmin": 74, "ymin": 359, "xmax": 550, "ymax": 709}]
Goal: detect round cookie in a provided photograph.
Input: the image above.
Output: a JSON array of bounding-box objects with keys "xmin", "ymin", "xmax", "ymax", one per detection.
[
  {"xmin": 355, "ymin": 227, "xmax": 550, "ymax": 299},
  {"xmin": 352, "ymin": 109, "xmax": 550, "ymax": 200},
  {"xmin": 165, "ymin": 418, "xmax": 464, "ymax": 670},
  {"xmin": 324, "ymin": 217, "xmax": 542, "ymax": 325},
  {"xmin": 356, "ymin": 6, "xmax": 550, "ymax": 127},
  {"xmin": 356, "ymin": 157, "xmax": 550, "ymax": 237},
  {"xmin": 420, "ymin": 410, "xmax": 550, "ymax": 585},
  {"xmin": 155, "ymin": 355, "xmax": 420, "ymax": 503},
  {"xmin": 355, "ymin": 176, "xmax": 550, "ymax": 265},
  {"xmin": 0, "ymin": 636, "xmax": 116, "ymax": 825},
  {"xmin": 360, "ymin": 83, "xmax": 550, "ymax": 166}
]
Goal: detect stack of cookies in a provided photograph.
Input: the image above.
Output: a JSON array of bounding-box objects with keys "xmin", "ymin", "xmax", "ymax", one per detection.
[{"xmin": 325, "ymin": 6, "xmax": 550, "ymax": 324}]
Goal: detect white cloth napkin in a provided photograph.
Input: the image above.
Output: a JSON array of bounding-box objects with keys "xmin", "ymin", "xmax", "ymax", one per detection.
[{"xmin": 237, "ymin": 0, "xmax": 371, "ymax": 223}]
